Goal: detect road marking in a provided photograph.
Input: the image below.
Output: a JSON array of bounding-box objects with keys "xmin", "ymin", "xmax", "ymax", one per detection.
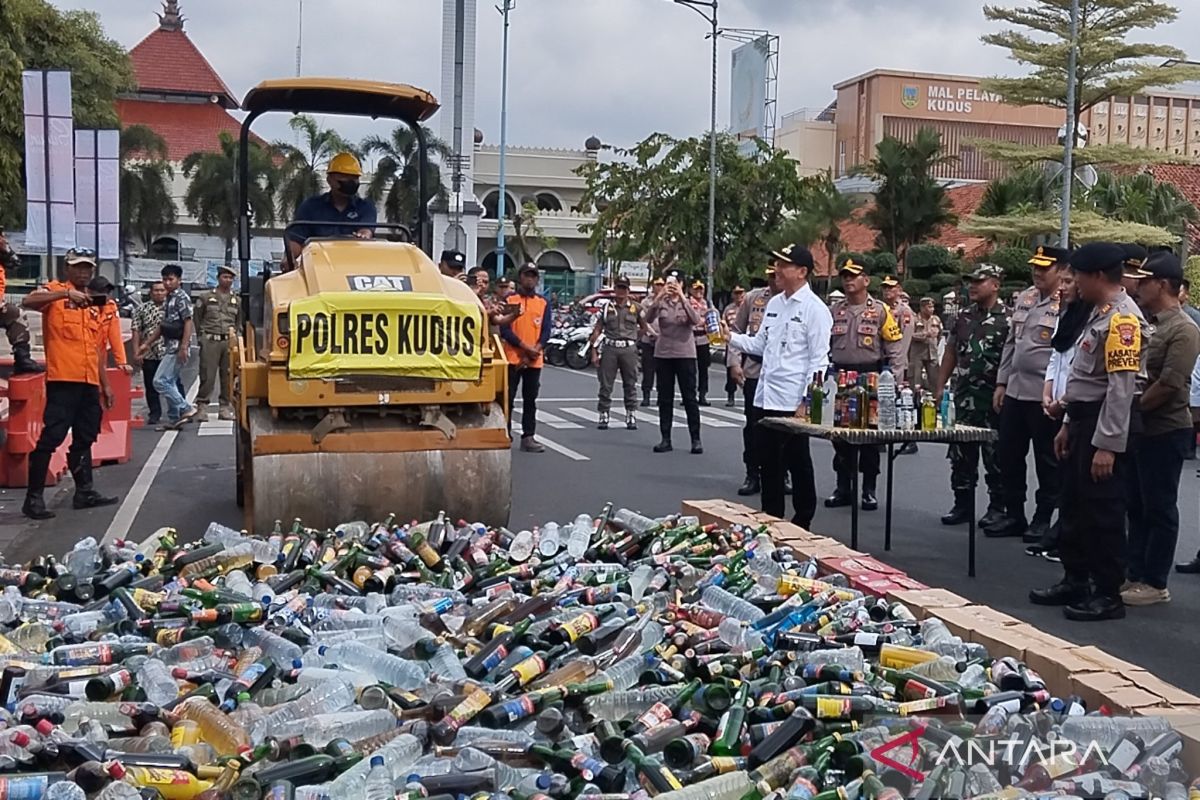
[
  {"xmin": 561, "ymin": 407, "xmax": 601, "ymax": 423},
  {"xmin": 512, "ymin": 407, "xmax": 583, "ymax": 429},
  {"xmin": 699, "ymin": 406, "xmax": 745, "ymax": 422},
  {"xmin": 692, "ymin": 412, "xmax": 736, "ymax": 428},
  {"xmin": 197, "ymin": 420, "xmax": 235, "ymax": 437},
  {"xmin": 533, "ymin": 435, "xmax": 590, "ymax": 461},
  {"xmin": 103, "ymin": 378, "xmax": 199, "ymax": 545}
]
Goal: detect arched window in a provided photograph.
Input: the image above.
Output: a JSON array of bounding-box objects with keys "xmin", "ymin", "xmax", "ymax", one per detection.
[
  {"xmin": 535, "ymin": 192, "xmax": 563, "ymax": 212},
  {"xmin": 149, "ymin": 236, "xmax": 181, "ymax": 260},
  {"xmin": 536, "ymin": 250, "xmax": 572, "ymax": 271},
  {"xmin": 443, "ymin": 224, "xmax": 466, "ymax": 252},
  {"xmin": 481, "ymin": 250, "xmax": 517, "ymax": 277},
  {"xmin": 481, "ymin": 191, "xmax": 518, "ymax": 220}
]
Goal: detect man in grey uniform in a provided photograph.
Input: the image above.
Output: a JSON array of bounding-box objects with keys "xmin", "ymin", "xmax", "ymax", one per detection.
[
  {"xmin": 1030, "ymin": 242, "xmax": 1150, "ymax": 622},
  {"xmin": 988, "ymin": 246, "xmax": 1066, "ymax": 539},
  {"xmin": 589, "ymin": 276, "xmax": 645, "ymax": 431}
]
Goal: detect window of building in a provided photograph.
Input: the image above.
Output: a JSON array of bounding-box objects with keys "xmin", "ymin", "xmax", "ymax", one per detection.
[
  {"xmin": 480, "ymin": 250, "xmax": 516, "ymax": 277},
  {"xmin": 481, "ymin": 191, "xmax": 518, "ymax": 220},
  {"xmin": 534, "ymin": 192, "xmax": 563, "ymax": 212}
]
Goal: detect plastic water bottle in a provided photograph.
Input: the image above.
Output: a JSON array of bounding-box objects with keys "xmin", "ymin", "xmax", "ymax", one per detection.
[
  {"xmin": 275, "ymin": 709, "xmax": 397, "ymax": 746},
  {"xmin": 537, "ymin": 521, "xmax": 562, "ymax": 557},
  {"xmin": 136, "ymin": 659, "xmax": 179, "ymax": 707},
  {"xmin": 821, "ymin": 373, "xmax": 837, "ymax": 427},
  {"xmin": 700, "ymin": 585, "xmax": 765, "ymax": 623},
  {"xmin": 600, "ymin": 653, "xmax": 652, "ymax": 691},
  {"xmin": 877, "ymin": 367, "xmax": 897, "ymax": 430},
  {"xmin": 46, "ymin": 782, "xmax": 87, "ymax": 800},
  {"xmin": 898, "ymin": 386, "xmax": 915, "ymax": 431},
  {"xmin": 650, "ymin": 770, "xmax": 754, "ymax": 800},
  {"xmin": 939, "ymin": 388, "xmax": 955, "ymax": 429},
  {"xmin": 317, "ymin": 641, "xmax": 425, "ymax": 689},
  {"xmin": 96, "ymin": 783, "xmax": 142, "ymax": 800},
  {"xmin": 718, "ymin": 617, "xmax": 764, "ymax": 650},
  {"xmin": 252, "ymin": 681, "xmax": 355, "ymax": 742},
  {"xmin": 1058, "ymin": 716, "xmax": 1173, "ymax": 751},
  {"xmin": 64, "ymin": 537, "xmax": 101, "ymax": 580},
  {"xmin": 241, "ymin": 627, "xmax": 303, "ymax": 670},
  {"xmin": 566, "ymin": 513, "xmax": 594, "ymax": 559},
  {"xmin": 204, "ymin": 522, "xmax": 281, "ymax": 564},
  {"xmin": 426, "ymin": 641, "xmax": 467, "ymax": 681},
  {"xmin": 802, "ymin": 646, "xmax": 866, "ymax": 672},
  {"xmin": 364, "ymin": 756, "xmax": 393, "ymax": 800},
  {"xmin": 509, "ymin": 529, "xmax": 535, "ymax": 563},
  {"xmin": 611, "ymin": 508, "xmax": 659, "ymax": 536},
  {"xmin": 223, "ymin": 570, "xmax": 255, "ymax": 599},
  {"xmin": 627, "ymin": 564, "xmax": 653, "ymax": 601},
  {"xmin": 325, "ymin": 733, "xmax": 422, "ymax": 797}
]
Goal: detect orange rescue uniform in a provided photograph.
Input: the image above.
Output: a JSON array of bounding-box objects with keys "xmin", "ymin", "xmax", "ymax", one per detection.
[
  {"xmin": 502, "ymin": 293, "xmax": 550, "ymax": 369},
  {"xmin": 38, "ymin": 281, "xmax": 103, "ymax": 385}
]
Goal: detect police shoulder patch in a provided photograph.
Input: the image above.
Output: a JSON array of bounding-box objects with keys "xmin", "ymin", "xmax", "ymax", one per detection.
[{"xmin": 1104, "ymin": 313, "xmax": 1141, "ymax": 373}]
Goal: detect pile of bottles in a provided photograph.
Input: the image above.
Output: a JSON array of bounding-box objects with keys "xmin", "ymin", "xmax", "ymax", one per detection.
[
  {"xmin": 0, "ymin": 509, "xmax": 1189, "ymax": 800},
  {"xmin": 799, "ymin": 370, "xmax": 956, "ymax": 432}
]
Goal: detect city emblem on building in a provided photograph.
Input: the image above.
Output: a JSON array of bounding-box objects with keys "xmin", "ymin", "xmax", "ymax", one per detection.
[{"xmin": 901, "ymin": 85, "xmax": 919, "ymax": 109}]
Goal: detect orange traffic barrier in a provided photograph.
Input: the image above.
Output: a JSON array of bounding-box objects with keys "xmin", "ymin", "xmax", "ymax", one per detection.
[
  {"xmin": 0, "ymin": 372, "xmax": 68, "ymax": 488},
  {"xmin": 88, "ymin": 367, "xmax": 135, "ymax": 466}
]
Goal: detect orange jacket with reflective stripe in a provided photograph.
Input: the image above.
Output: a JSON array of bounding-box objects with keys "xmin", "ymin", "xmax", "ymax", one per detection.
[{"xmin": 501, "ymin": 292, "xmax": 551, "ymax": 368}]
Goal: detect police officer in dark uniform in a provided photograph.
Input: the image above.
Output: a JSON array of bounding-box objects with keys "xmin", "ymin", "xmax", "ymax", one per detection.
[
  {"xmin": 988, "ymin": 246, "xmax": 1066, "ymax": 539},
  {"xmin": 1030, "ymin": 242, "xmax": 1150, "ymax": 621},
  {"xmin": 825, "ymin": 259, "xmax": 905, "ymax": 511}
]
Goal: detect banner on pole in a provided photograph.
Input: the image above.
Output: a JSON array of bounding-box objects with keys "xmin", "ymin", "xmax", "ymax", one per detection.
[
  {"xmin": 75, "ymin": 129, "xmax": 121, "ymax": 260},
  {"xmin": 22, "ymin": 70, "xmax": 76, "ymax": 253}
]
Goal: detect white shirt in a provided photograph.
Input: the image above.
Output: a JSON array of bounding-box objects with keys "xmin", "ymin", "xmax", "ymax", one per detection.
[{"xmin": 730, "ymin": 283, "xmax": 833, "ymax": 412}]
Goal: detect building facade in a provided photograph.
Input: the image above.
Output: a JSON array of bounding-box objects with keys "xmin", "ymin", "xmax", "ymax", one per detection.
[
  {"xmin": 774, "ymin": 108, "xmax": 836, "ymax": 178},
  {"xmin": 473, "ymin": 143, "xmax": 600, "ymax": 298}
]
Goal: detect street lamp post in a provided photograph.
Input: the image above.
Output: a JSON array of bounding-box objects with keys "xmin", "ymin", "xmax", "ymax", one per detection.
[
  {"xmin": 1060, "ymin": 0, "xmax": 1080, "ymax": 245},
  {"xmin": 672, "ymin": 0, "xmax": 718, "ymax": 302},
  {"xmin": 496, "ymin": 0, "xmax": 516, "ymax": 274}
]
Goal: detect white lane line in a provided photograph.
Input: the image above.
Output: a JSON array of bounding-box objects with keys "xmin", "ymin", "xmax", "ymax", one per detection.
[
  {"xmin": 561, "ymin": 407, "xmax": 601, "ymax": 423},
  {"xmin": 533, "ymin": 435, "xmax": 590, "ymax": 461},
  {"xmin": 690, "ymin": 411, "xmax": 736, "ymax": 428},
  {"xmin": 700, "ymin": 406, "xmax": 746, "ymax": 422},
  {"xmin": 103, "ymin": 378, "xmax": 199, "ymax": 545},
  {"xmin": 635, "ymin": 411, "xmax": 670, "ymax": 427},
  {"xmin": 197, "ymin": 421, "xmax": 235, "ymax": 437},
  {"xmin": 513, "ymin": 407, "xmax": 583, "ymax": 430}
]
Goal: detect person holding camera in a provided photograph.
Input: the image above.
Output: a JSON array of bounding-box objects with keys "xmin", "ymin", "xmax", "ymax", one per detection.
[
  {"xmin": 20, "ymin": 249, "xmax": 119, "ymax": 519},
  {"xmin": 644, "ymin": 269, "xmax": 704, "ymax": 454},
  {"xmin": 137, "ymin": 264, "xmax": 197, "ymax": 429},
  {"xmin": 0, "ymin": 229, "xmax": 43, "ymax": 374}
]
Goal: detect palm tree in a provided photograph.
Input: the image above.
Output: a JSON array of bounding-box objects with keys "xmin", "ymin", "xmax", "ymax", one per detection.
[
  {"xmin": 858, "ymin": 128, "xmax": 957, "ymax": 267},
  {"xmin": 182, "ymin": 131, "xmax": 277, "ymax": 263},
  {"xmin": 360, "ymin": 124, "xmax": 452, "ymax": 228},
  {"xmin": 119, "ymin": 125, "xmax": 176, "ymax": 259},
  {"xmin": 272, "ymin": 115, "xmax": 359, "ymax": 219},
  {"xmin": 976, "ymin": 167, "xmax": 1056, "ymax": 218},
  {"xmin": 1088, "ymin": 171, "xmax": 1199, "ymax": 241},
  {"xmin": 800, "ymin": 170, "xmax": 854, "ymax": 283}
]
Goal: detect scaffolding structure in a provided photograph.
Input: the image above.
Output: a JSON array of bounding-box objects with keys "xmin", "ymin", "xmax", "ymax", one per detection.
[{"xmin": 723, "ymin": 28, "xmax": 779, "ymax": 147}]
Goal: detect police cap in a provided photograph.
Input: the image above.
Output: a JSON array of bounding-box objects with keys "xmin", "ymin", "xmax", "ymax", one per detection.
[
  {"xmin": 1120, "ymin": 243, "xmax": 1148, "ymax": 274},
  {"xmin": 614, "ymin": 276, "xmax": 631, "ymax": 289},
  {"xmin": 1070, "ymin": 242, "xmax": 1127, "ymax": 274},
  {"xmin": 217, "ymin": 264, "xmax": 237, "ymax": 277},
  {"xmin": 1029, "ymin": 245, "xmax": 1070, "ymax": 268},
  {"xmin": 1136, "ymin": 250, "xmax": 1183, "ymax": 281},
  {"xmin": 881, "ymin": 275, "xmax": 900, "ymax": 287},
  {"xmin": 771, "ymin": 243, "xmax": 815, "ymax": 270},
  {"xmin": 439, "ymin": 250, "xmax": 467, "ymax": 271}
]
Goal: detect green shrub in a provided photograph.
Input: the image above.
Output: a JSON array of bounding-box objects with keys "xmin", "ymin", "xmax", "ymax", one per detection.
[
  {"xmin": 867, "ymin": 252, "xmax": 898, "ymax": 275},
  {"xmin": 991, "ymin": 246, "xmax": 1033, "ymax": 285},
  {"xmin": 1187, "ymin": 256, "xmax": 1200, "ymax": 308},
  {"xmin": 906, "ymin": 244, "xmax": 955, "ymax": 279},
  {"xmin": 901, "ymin": 278, "xmax": 931, "ymax": 299},
  {"xmin": 929, "ymin": 272, "xmax": 962, "ymax": 293}
]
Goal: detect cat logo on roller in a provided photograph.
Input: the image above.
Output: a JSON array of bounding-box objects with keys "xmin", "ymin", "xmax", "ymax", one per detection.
[{"xmin": 1104, "ymin": 312, "xmax": 1141, "ymax": 373}]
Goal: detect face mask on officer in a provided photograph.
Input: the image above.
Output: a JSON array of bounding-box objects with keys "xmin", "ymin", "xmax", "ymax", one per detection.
[{"xmin": 336, "ymin": 178, "xmax": 360, "ymax": 197}]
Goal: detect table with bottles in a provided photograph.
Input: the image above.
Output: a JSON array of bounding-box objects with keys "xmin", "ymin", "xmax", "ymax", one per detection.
[{"xmin": 762, "ymin": 368, "xmax": 999, "ymax": 577}]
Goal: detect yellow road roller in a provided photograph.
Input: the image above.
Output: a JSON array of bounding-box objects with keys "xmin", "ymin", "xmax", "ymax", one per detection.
[{"xmin": 230, "ymin": 78, "xmax": 511, "ymax": 531}]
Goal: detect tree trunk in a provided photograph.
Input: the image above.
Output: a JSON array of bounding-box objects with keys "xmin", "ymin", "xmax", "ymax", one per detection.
[{"xmin": 224, "ymin": 238, "xmax": 234, "ymax": 265}]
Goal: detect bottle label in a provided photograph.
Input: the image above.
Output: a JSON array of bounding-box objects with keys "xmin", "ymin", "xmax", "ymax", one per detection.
[
  {"xmin": 569, "ymin": 752, "xmax": 605, "ymax": 780},
  {"xmin": 634, "ymin": 701, "xmax": 675, "ymax": 731},
  {"xmin": 853, "ymin": 631, "xmax": 880, "ymax": 647},
  {"xmin": 56, "ymin": 643, "xmax": 112, "ymax": 666},
  {"xmin": 509, "ymin": 654, "xmax": 546, "ymax": 686},
  {"xmin": 494, "ymin": 695, "xmax": 535, "ymax": 724},
  {"xmin": 1108, "ymin": 739, "xmax": 1140, "ymax": 774},
  {"xmin": 447, "ymin": 686, "xmax": 493, "ymax": 727},
  {"xmin": 815, "ymin": 696, "xmax": 850, "ymax": 719},
  {"xmin": 478, "ymin": 645, "xmax": 508, "ymax": 673},
  {"xmin": 559, "ymin": 612, "xmax": 600, "ymax": 642},
  {"xmin": 128, "ymin": 766, "xmax": 192, "ymax": 786},
  {"xmin": 0, "ymin": 775, "xmax": 49, "ymax": 800}
]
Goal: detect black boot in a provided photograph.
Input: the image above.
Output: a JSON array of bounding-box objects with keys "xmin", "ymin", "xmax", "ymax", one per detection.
[
  {"xmin": 1029, "ymin": 579, "xmax": 1089, "ymax": 606},
  {"xmin": 1064, "ymin": 594, "xmax": 1125, "ymax": 621},
  {"xmin": 984, "ymin": 508, "xmax": 1028, "ymax": 538},
  {"xmin": 861, "ymin": 477, "xmax": 878, "ymax": 511},
  {"xmin": 597, "ymin": 412, "xmax": 609, "ymax": 430},
  {"xmin": 70, "ymin": 455, "xmax": 118, "ymax": 510},
  {"xmin": 23, "ymin": 451, "xmax": 54, "ymax": 519},
  {"xmin": 690, "ymin": 436, "xmax": 703, "ymax": 455},
  {"xmin": 726, "ymin": 392, "xmax": 736, "ymax": 407},
  {"xmin": 22, "ymin": 492, "xmax": 53, "ymax": 520},
  {"xmin": 978, "ymin": 502, "xmax": 1006, "ymax": 529},
  {"xmin": 825, "ymin": 479, "xmax": 853, "ymax": 508},
  {"xmin": 941, "ymin": 492, "xmax": 971, "ymax": 525},
  {"xmin": 653, "ymin": 438, "xmax": 673, "ymax": 453},
  {"xmin": 737, "ymin": 472, "xmax": 760, "ymax": 496},
  {"xmin": 1025, "ymin": 507, "xmax": 1053, "ymax": 544},
  {"xmin": 641, "ymin": 394, "xmax": 652, "ymax": 408},
  {"xmin": 11, "ymin": 343, "xmax": 43, "ymax": 375},
  {"xmin": 1176, "ymin": 552, "xmax": 1200, "ymax": 574}
]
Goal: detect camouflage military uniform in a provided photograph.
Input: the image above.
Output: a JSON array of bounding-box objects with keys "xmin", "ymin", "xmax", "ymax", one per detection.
[{"xmin": 946, "ymin": 300, "xmax": 1009, "ymax": 506}]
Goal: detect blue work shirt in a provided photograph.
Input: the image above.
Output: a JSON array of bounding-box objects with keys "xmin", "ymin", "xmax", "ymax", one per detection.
[{"xmin": 288, "ymin": 192, "xmax": 378, "ymax": 243}]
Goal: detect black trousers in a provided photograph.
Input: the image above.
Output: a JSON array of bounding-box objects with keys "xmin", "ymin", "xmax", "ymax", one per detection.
[
  {"xmin": 695, "ymin": 344, "xmax": 710, "ymax": 401},
  {"xmin": 507, "ymin": 366, "xmax": 541, "ymax": 438},
  {"xmin": 832, "ymin": 442, "xmax": 880, "ymax": 489},
  {"xmin": 998, "ymin": 397, "xmax": 1061, "ymax": 520},
  {"xmin": 1058, "ymin": 403, "xmax": 1127, "ymax": 598},
  {"xmin": 758, "ymin": 409, "xmax": 817, "ymax": 527},
  {"xmin": 142, "ymin": 359, "xmax": 163, "ymax": 423},
  {"xmin": 656, "ymin": 358, "xmax": 700, "ymax": 440},
  {"xmin": 1125, "ymin": 428, "xmax": 1192, "ymax": 590},
  {"xmin": 28, "ymin": 381, "xmax": 102, "ymax": 495},
  {"xmin": 742, "ymin": 378, "xmax": 761, "ymax": 470},
  {"xmin": 638, "ymin": 342, "xmax": 656, "ymax": 398}
]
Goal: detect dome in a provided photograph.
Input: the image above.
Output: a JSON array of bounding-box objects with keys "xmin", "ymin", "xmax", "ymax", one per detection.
[
  {"xmin": 585, "ymin": 136, "xmax": 602, "ymax": 151},
  {"xmin": 474, "ymin": 128, "xmax": 484, "ymax": 144}
]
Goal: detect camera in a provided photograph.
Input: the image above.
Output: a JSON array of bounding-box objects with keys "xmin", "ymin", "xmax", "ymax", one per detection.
[{"xmin": 0, "ymin": 244, "xmax": 18, "ymax": 273}]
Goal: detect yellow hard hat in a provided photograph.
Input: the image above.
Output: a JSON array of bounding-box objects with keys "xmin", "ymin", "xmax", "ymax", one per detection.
[{"xmin": 328, "ymin": 152, "xmax": 362, "ymax": 177}]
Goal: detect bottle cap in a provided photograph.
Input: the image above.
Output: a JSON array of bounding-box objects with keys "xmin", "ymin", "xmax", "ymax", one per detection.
[
  {"xmin": 371, "ymin": 756, "xmax": 384, "ymax": 767},
  {"xmin": 292, "ymin": 658, "xmax": 303, "ymax": 670},
  {"xmin": 35, "ymin": 719, "xmax": 54, "ymax": 735},
  {"xmin": 108, "ymin": 761, "xmax": 127, "ymax": 779},
  {"xmin": 9, "ymin": 731, "xmax": 29, "ymax": 747}
]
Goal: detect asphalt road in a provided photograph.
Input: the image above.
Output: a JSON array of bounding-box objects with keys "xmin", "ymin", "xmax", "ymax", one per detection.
[{"xmin": 3, "ymin": 361, "xmax": 1199, "ymax": 692}]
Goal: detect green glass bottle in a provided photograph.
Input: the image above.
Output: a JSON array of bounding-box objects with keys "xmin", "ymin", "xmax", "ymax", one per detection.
[{"xmin": 712, "ymin": 682, "xmax": 750, "ymax": 757}]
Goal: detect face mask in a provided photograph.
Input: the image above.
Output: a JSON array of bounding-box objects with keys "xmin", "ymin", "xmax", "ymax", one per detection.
[{"xmin": 337, "ymin": 179, "xmax": 360, "ymax": 196}]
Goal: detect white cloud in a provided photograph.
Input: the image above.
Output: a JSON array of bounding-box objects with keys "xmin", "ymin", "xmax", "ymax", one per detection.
[{"xmin": 52, "ymin": 0, "xmax": 1200, "ymax": 151}]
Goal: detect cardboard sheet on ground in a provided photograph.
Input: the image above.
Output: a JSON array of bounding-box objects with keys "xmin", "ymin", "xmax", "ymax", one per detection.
[{"xmin": 287, "ymin": 291, "xmax": 484, "ymax": 381}]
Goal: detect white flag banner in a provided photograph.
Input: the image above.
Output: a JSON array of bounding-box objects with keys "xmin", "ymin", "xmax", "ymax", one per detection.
[
  {"xmin": 75, "ymin": 129, "xmax": 121, "ymax": 259},
  {"xmin": 23, "ymin": 70, "xmax": 75, "ymax": 253}
]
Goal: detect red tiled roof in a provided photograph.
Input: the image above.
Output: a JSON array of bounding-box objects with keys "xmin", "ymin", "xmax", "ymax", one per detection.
[
  {"xmin": 1146, "ymin": 164, "xmax": 1200, "ymax": 251},
  {"xmin": 128, "ymin": 27, "xmax": 237, "ymax": 107},
  {"xmin": 117, "ymin": 99, "xmax": 251, "ymax": 161},
  {"xmin": 813, "ymin": 183, "xmax": 991, "ymax": 275}
]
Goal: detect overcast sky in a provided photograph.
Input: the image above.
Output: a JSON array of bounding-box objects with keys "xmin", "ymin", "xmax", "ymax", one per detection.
[{"xmin": 52, "ymin": 0, "xmax": 1200, "ymax": 152}]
